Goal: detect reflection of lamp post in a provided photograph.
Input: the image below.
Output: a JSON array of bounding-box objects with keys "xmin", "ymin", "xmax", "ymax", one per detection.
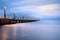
[
  {"xmin": 4, "ymin": 6, "xmax": 6, "ymax": 19},
  {"xmin": 13, "ymin": 26, "xmax": 16, "ymax": 40},
  {"xmin": 1, "ymin": 25, "xmax": 17, "ymax": 40},
  {"xmin": 2, "ymin": 27, "xmax": 9, "ymax": 40}
]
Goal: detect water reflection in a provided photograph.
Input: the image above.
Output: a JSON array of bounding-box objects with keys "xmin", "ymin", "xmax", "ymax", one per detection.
[
  {"xmin": 0, "ymin": 20, "xmax": 60, "ymax": 40},
  {"xmin": 2, "ymin": 27, "xmax": 9, "ymax": 40},
  {"xmin": 0, "ymin": 23, "xmax": 28, "ymax": 40}
]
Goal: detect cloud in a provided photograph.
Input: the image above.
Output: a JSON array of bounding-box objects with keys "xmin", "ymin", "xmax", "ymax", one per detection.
[
  {"xmin": 0, "ymin": 0, "xmax": 60, "ymax": 18},
  {"xmin": 7, "ymin": 0, "xmax": 59, "ymax": 8},
  {"xmin": 8, "ymin": 4, "xmax": 60, "ymax": 18},
  {"xmin": 25, "ymin": 0, "xmax": 39, "ymax": 2}
]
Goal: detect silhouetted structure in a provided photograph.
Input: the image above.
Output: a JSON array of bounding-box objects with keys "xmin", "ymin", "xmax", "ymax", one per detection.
[
  {"xmin": 4, "ymin": 6, "xmax": 6, "ymax": 19},
  {"xmin": 14, "ymin": 11, "xmax": 16, "ymax": 19},
  {"xmin": 0, "ymin": 6, "xmax": 39, "ymax": 26}
]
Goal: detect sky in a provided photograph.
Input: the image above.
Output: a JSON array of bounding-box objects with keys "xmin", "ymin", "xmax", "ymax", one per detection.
[{"xmin": 0, "ymin": 0, "xmax": 60, "ymax": 19}]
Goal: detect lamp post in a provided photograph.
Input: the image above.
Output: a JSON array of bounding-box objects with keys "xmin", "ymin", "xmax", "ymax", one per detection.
[{"xmin": 4, "ymin": 6, "xmax": 6, "ymax": 19}]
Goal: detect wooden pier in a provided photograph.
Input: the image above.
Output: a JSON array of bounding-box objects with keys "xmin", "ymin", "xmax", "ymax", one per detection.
[
  {"xmin": 0, "ymin": 6, "xmax": 39, "ymax": 26},
  {"xmin": 0, "ymin": 18, "xmax": 39, "ymax": 25}
]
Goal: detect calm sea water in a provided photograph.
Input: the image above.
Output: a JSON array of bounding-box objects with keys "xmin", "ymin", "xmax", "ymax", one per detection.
[{"xmin": 0, "ymin": 20, "xmax": 60, "ymax": 40}]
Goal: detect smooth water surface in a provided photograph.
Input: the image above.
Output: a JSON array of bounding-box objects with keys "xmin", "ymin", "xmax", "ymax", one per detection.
[{"xmin": 0, "ymin": 20, "xmax": 60, "ymax": 40}]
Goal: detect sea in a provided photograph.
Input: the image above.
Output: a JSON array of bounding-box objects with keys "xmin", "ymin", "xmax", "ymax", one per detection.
[{"xmin": 0, "ymin": 19, "xmax": 60, "ymax": 40}]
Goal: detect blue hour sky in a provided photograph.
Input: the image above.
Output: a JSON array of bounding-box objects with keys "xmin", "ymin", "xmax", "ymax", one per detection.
[{"xmin": 0, "ymin": 0, "xmax": 60, "ymax": 19}]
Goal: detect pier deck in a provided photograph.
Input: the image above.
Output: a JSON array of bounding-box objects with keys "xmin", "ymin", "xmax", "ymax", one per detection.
[{"xmin": 0, "ymin": 18, "xmax": 38, "ymax": 25}]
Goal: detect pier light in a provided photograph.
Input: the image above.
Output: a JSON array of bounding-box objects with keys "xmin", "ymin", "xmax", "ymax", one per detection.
[{"xmin": 4, "ymin": 6, "xmax": 6, "ymax": 9}]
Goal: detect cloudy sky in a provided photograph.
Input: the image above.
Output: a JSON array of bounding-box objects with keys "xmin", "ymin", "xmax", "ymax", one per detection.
[{"xmin": 0, "ymin": 0, "xmax": 60, "ymax": 18}]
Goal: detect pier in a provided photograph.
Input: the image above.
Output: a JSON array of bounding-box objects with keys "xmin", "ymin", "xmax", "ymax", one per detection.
[{"xmin": 0, "ymin": 6, "xmax": 39, "ymax": 25}]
